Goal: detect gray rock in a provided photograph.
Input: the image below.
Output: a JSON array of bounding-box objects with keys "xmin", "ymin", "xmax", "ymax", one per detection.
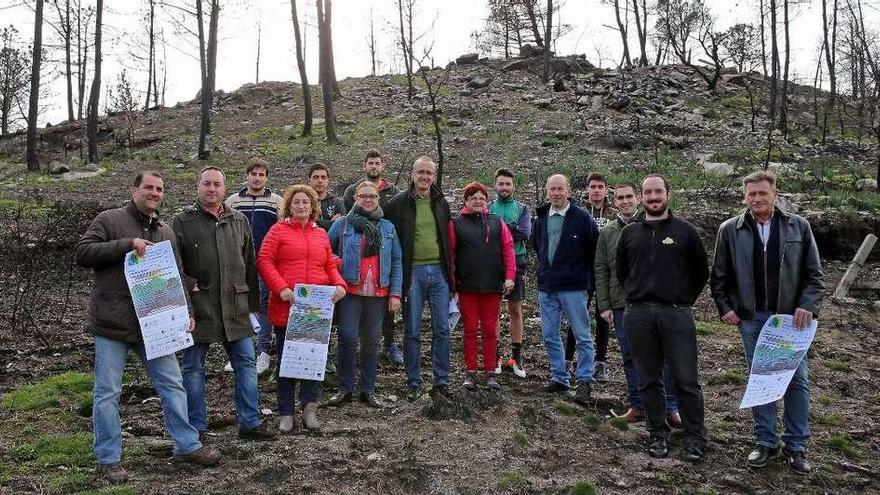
[
  {"xmin": 612, "ymin": 133, "xmax": 635, "ymax": 150},
  {"xmin": 703, "ymin": 162, "xmax": 735, "ymax": 176},
  {"xmin": 467, "ymin": 75, "xmax": 492, "ymax": 89},
  {"xmin": 337, "ymin": 119, "xmax": 357, "ymax": 126},
  {"xmin": 453, "ymin": 136, "xmax": 470, "ymax": 144},
  {"xmin": 855, "ymin": 178, "xmax": 877, "ymax": 191},
  {"xmin": 519, "ymin": 44, "xmax": 550, "ymax": 58},
  {"xmin": 767, "ymin": 162, "xmax": 798, "ymax": 174},
  {"xmin": 590, "ymin": 95, "xmax": 603, "ymax": 112},
  {"xmin": 575, "ymin": 96, "xmax": 592, "ymax": 106},
  {"xmin": 48, "ymin": 161, "xmax": 69, "ymax": 175},
  {"xmin": 447, "ymin": 119, "xmax": 465, "ymax": 127},
  {"xmin": 533, "ymin": 98, "xmax": 553, "ymax": 109},
  {"xmin": 58, "ymin": 168, "xmax": 105, "ymax": 181},
  {"xmin": 501, "ymin": 59, "xmax": 529, "ymax": 71},
  {"xmin": 605, "ymin": 93, "xmax": 631, "ymax": 111},
  {"xmin": 871, "ymin": 301, "xmax": 880, "ymax": 313},
  {"xmin": 455, "ymin": 53, "xmax": 479, "ymax": 65},
  {"xmin": 458, "ymin": 107, "xmax": 475, "ymax": 117}
]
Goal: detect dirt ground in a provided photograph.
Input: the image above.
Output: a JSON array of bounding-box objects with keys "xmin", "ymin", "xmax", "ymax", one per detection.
[{"xmin": 1, "ymin": 259, "xmax": 879, "ymax": 494}]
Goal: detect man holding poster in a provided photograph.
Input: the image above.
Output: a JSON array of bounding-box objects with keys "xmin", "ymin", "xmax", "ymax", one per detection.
[
  {"xmin": 76, "ymin": 171, "xmax": 221, "ymax": 484},
  {"xmin": 710, "ymin": 171, "xmax": 825, "ymax": 475}
]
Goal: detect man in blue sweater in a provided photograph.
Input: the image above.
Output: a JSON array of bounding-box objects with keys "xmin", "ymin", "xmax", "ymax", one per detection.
[{"xmin": 532, "ymin": 174, "xmax": 599, "ymax": 404}]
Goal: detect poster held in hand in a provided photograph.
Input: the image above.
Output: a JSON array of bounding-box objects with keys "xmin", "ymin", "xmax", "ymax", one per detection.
[
  {"xmin": 279, "ymin": 284, "xmax": 335, "ymax": 381},
  {"xmin": 740, "ymin": 314, "xmax": 818, "ymax": 409},
  {"xmin": 123, "ymin": 240, "xmax": 193, "ymax": 360}
]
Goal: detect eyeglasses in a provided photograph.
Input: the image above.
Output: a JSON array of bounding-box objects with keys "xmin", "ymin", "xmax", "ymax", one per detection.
[{"xmin": 357, "ymin": 194, "xmax": 379, "ymax": 199}]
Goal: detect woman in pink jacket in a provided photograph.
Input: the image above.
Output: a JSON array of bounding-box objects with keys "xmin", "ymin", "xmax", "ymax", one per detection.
[
  {"xmin": 257, "ymin": 184, "xmax": 346, "ymax": 433},
  {"xmin": 448, "ymin": 182, "xmax": 516, "ymax": 389}
]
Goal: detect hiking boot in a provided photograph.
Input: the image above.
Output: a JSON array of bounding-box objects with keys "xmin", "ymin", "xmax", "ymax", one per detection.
[
  {"xmin": 238, "ymin": 422, "xmax": 277, "ymax": 441},
  {"xmin": 462, "ymin": 371, "xmax": 477, "ymax": 389},
  {"xmin": 785, "ymin": 450, "xmax": 812, "ymax": 475},
  {"xmin": 431, "ymin": 384, "xmax": 450, "ymax": 398},
  {"xmin": 325, "ymin": 391, "xmax": 353, "ymax": 406},
  {"xmin": 255, "ymin": 351, "xmax": 271, "ymax": 375},
  {"xmin": 617, "ymin": 408, "xmax": 645, "ymax": 423},
  {"xmin": 278, "ymin": 415, "xmax": 294, "ymax": 434},
  {"xmin": 573, "ymin": 381, "xmax": 592, "ymax": 406},
  {"xmin": 172, "ymin": 447, "xmax": 222, "ymax": 466},
  {"xmin": 747, "ymin": 445, "xmax": 780, "ymax": 468},
  {"xmin": 494, "ymin": 358, "xmax": 504, "ymax": 375},
  {"xmin": 593, "ymin": 361, "xmax": 608, "ymax": 382},
  {"xmin": 98, "ymin": 462, "xmax": 128, "ymax": 484},
  {"xmin": 648, "ymin": 437, "xmax": 669, "ymax": 458},
  {"xmin": 510, "ymin": 359, "xmax": 527, "ymax": 379},
  {"xmin": 302, "ymin": 402, "xmax": 320, "ymax": 431},
  {"xmin": 385, "ymin": 344, "xmax": 404, "ymax": 367},
  {"xmin": 682, "ymin": 444, "xmax": 705, "ymax": 463},
  {"xmin": 223, "ymin": 361, "xmax": 233, "ymax": 372},
  {"xmin": 546, "ymin": 380, "xmax": 570, "ymax": 393},
  {"xmin": 407, "ymin": 386, "xmax": 421, "ymax": 402},
  {"xmin": 665, "ymin": 412, "xmax": 683, "ymax": 429},
  {"xmin": 359, "ymin": 392, "xmax": 383, "ymax": 408},
  {"xmin": 485, "ymin": 372, "xmax": 500, "ymax": 389}
]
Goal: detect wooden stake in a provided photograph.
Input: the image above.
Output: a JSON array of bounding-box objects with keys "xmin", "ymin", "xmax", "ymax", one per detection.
[{"xmin": 832, "ymin": 234, "xmax": 878, "ymax": 301}]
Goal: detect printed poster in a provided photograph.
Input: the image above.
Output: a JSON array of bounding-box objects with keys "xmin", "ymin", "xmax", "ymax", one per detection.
[
  {"xmin": 740, "ymin": 314, "xmax": 818, "ymax": 409},
  {"xmin": 279, "ymin": 284, "xmax": 335, "ymax": 381},
  {"xmin": 123, "ymin": 240, "xmax": 193, "ymax": 360}
]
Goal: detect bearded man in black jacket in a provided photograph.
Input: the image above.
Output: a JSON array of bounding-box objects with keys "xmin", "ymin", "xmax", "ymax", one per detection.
[{"xmin": 616, "ymin": 174, "xmax": 709, "ymax": 463}]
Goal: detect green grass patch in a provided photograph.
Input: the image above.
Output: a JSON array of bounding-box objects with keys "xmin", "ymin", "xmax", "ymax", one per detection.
[
  {"xmin": 695, "ymin": 319, "xmax": 727, "ymax": 336},
  {"xmin": 824, "ymin": 359, "xmax": 852, "ymax": 372},
  {"xmin": 826, "ymin": 434, "xmax": 860, "ymax": 459},
  {"xmin": 812, "ymin": 412, "xmax": 845, "ymax": 427},
  {"xmin": 511, "ymin": 432, "xmax": 529, "ymax": 447},
  {"xmin": 817, "ymin": 394, "xmax": 833, "ymax": 406},
  {"xmin": 11, "ymin": 432, "xmax": 93, "ymax": 468},
  {"xmin": 714, "ymin": 420, "xmax": 733, "ymax": 432},
  {"xmin": 497, "ymin": 470, "xmax": 531, "ymax": 491},
  {"xmin": 553, "ymin": 401, "xmax": 578, "ymax": 416},
  {"xmin": 569, "ymin": 480, "xmax": 598, "ymax": 495},
  {"xmin": 707, "ymin": 369, "xmax": 746, "ymax": 386},
  {"xmin": 609, "ymin": 416, "xmax": 630, "ymax": 431},
  {"xmin": 73, "ymin": 487, "xmax": 138, "ymax": 495},
  {"xmin": 581, "ymin": 413, "xmax": 601, "ymax": 431},
  {"xmin": 45, "ymin": 468, "xmax": 93, "ymax": 494},
  {"xmin": 1, "ymin": 372, "xmax": 93, "ymax": 412}
]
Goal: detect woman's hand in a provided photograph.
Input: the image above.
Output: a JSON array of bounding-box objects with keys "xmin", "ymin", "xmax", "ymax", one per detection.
[
  {"xmin": 502, "ymin": 279, "xmax": 515, "ymax": 296},
  {"xmin": 279, "ymin": 288, "xmax": 294, "ymax": 302},
  {"xmin": 332, "ymin": 285, "xmax": 347, "ymax": 303},
  {"xmin": 388, "ymin": 296, "xmax": 402, "ymax": 313}
]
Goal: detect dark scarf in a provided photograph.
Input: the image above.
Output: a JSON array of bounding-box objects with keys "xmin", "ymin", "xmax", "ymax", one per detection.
[{"xmin": 347, "ymin": 205, "xmax": 383, "ymax": 257}]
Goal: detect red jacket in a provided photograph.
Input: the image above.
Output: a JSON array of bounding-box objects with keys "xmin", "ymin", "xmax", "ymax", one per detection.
[{"xmin": 257, "ymin": 218, "xmax": 346, "ymax": 326}]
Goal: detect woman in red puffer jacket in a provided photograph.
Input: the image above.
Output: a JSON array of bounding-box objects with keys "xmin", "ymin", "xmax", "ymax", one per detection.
[{"xmin": 257, "ymin": 184, "xmax": 346, "ymax": 434}]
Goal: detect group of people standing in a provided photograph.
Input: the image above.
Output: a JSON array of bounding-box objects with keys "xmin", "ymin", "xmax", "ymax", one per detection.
[{"xmin": 76, "ymin": 147, "xmax": 825, "ymax": 483}]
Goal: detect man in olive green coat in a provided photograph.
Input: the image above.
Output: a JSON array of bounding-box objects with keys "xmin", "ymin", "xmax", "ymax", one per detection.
[
  {"xmin": 172, "ymin": 166, "xmax": 275, "ymax": 440},
  {"xmin": 594, "ymin": 182, "xmax": 679, "ymax": 425}
]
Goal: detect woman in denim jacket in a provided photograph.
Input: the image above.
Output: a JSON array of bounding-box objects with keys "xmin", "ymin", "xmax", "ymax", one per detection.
[{"xmin": 326, "ymin": 182, "xmax": 403, "ymax": 407}]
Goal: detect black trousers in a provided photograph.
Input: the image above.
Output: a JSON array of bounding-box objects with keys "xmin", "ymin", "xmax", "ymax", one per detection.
[
  {"xmin": 382, "ymin": 310, "xmax": 395, "ymax": 348},
  {"xmin": 624, "ymin": 302, "xmax": 708, "ymax": 448}
]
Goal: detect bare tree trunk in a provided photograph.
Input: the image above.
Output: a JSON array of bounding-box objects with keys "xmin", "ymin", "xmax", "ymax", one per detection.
[
  {"xmin": 613, "ymin": 0, "xmax": 631, "ymax": 67},
  {"xmin": 812, "ymin": 46, "xmax": 822, "ymax": 128},
  {"xmin": 543, "ymin": 0, "xmax": 552, "ymax": 82},
  {"xmin": 325, "ymin": 0, "xmax": 340, "ymax": 96},
  {"xmin": 316, "ymin": 0, "xmax": 337, "ymax": 144},
  {"xmin": 821, "ymin": 0, "xmax": 838, "ymax": 145},
  {"xmin": 523, "ymin": 1, "xmax": 544, "ymax": 47},
  {"xmin": 196, "ymin": 0, "xmax": 209, "ymax": 159},
  {"xmin": 759, "ymin": 0, "xmax": 768, "ymax": 78},
  {"xmin": 768, "ymin": 0, "xmax": 779, "ymax": 128},
  {"xmin": 632, "ymin": 0, "xmax": 648, "ymax": 66},
  {"xmin": 396, "ymin": 0, "xmax": 413, "ymax": 101},
  {"xmin": 77, "ymin": 5, "xmax": 89, "ymax": 121},
  {"xmin": 255, "ymin": 21, "xmax": 261, "ymax": 84},
  {"xmin": 419, "ymin": 67, "xmax": 448, "ymax": 190},
  {"xmin": 53, "ymin": 0, "xmax": 75, "ymax": 122},
  {"xmin": 26, "ymin": 0, "xmax": 45, "ymax": 171},
  {"xmin": 369, "ymin": 7, "xmax": 376, "ymax": 76},
  {"xmin": 290, "ymin": 0, "xmax": 312, "ymax": 136},
  {"xmin": 145, "ymin": 0, "xmax": 155, "ymax": 110},
  {"xmin": 86, "ymin": 0, "xmax": 102, "ymax": 164},
  {"xmin": 779, "ymin": 0, "xmax": 790, "ymax": 137}
]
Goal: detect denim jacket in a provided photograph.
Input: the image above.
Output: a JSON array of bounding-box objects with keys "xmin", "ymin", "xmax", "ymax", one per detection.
[{"xmin": 327, "ymin": 217, "xmax": 403, "ymax": 298}]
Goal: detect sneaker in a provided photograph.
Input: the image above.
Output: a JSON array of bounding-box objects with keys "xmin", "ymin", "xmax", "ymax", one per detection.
[
  {"xmin": 98, "ymin": 462, "xmax": 128, "ymax": 484},
  {"xmin": 255, "ymin": 351, "xmax": 271, "ymax": 375},
  {"xmin": 545, "ymin": 380, "xmax": 570, "ymax": 393},
  {"xmin": 681, "ymin": 444, "xmax": 705, "ymax": 463},
  {"xmin": 325, "ymin": 359, "xmax": 337, "ymax": 374},
  {"xmin": 747, "ymin": 445, "xmax": 780, "ymax": 468},
  {"xmin": 223, "ymin": 361, "xmax": 233, "ymax": 372},
  {"xmin": 325, "ymin": 391, "xmax": 353, "ymax": 406},
  {"xmin": 172, "ymin": 447, "xmax": 222, "ymax": 466},
  {"xmin": 784, "ymin": 450, "xmax": 812, "ymax": 475},
  {"xmin": 359, "ymin": 392, "xmax": 384, "ymax": 408},
  {"xmin": 509, "ymin": 359, "xmax": 527, "ymax": 378},
  {"xmin": 593, "ymin": 361, "xmax": 608, "ymax": 382},
  {"xmin": 485, "ymin": 372, "xmax": 500, "ymax": 389},
  {"xmin": 385, "ymin": 344, "xmax": 404, "ymax": 367},
  {"xmin": 462, "ymin": 371, "xmax": 477, "ymax": 389},
  {"xmin": 238, "ymin": 422, "xmax": 277, "ymax": 441},
  {"xmin": 573, "ymin": 381, "xmax": 592, "ymax": 406},
  {"xmin": 494, "ymin": 358, "xmax": 503, "ymax": 375},
  {"xmin": 278, "ymin": 415, "xmax": 294, "ymax": 434},
  {"xmin": 648, "ymin": 437, "xmax": 669, "ymax": 459}
]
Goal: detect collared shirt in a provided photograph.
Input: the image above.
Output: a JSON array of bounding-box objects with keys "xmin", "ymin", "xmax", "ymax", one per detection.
[
  {"xmin": 547, "ymin": 201, "xmax": 569, "ymax": 264},
  {"xmin": 549, "ymin": 201, "xmax": 571, "ymax": 217},
  {"xmin": 750, "ymin": 211, "xmax": 774, "ymax": 250}
]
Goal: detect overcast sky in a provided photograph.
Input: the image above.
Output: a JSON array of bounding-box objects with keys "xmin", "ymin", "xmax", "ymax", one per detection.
[{"xmin": 4, "ymin": 0, "xmax": 879, "ymax": 126}]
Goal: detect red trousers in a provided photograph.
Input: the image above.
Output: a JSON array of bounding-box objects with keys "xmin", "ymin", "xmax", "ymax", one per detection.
[{"xmin": 458, "ymin": 292, "xmax": 501, "ymax": 372}]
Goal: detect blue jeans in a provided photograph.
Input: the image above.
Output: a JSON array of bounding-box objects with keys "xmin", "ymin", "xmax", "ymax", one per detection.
[
  {"xmin": 403, "ymin": 264, "xmax": 451, "ymax": 388},
  {"xmin": 614, "ymin": 309, "xmax": 678, "ymax": 413},
  {"xmin": 273, "ymin": 326, "xmax": 321, "ymax": 414},
  {"xmin": 180, "ymin": 337, "xmax": 262, "ymax": 431},
  {"xmin": 740, "ymin": 311, "xmax": 811, "ymax": 452},
  {"xmin": 256, "ymin": 277, "xmax": 272, "ymax": 354},
  {"xmin": 93, "ymin": 335, "xmax": 201, "ymax": 464},
  {"xmin": 337, "ymin": 295, "xmax": 387, "ymax": 394},
  {"xmin": 538, "ymin": 290, "xmax": 595, "ymax": 386}
]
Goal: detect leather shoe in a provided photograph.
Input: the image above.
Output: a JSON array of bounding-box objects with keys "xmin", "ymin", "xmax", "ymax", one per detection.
[
  {"xmin": 545, "ymin": 380, "xmax": 570, "ymax": 393},
  {"xmin": 665, "ymin": 412, "xmax": 683, "ymax": 429},
  {"xmin": 173, "ymin": 447, "xmax": 222, "ymax": 466},
  {"xmin": 359, "ymin": 392, "xmax": 383, "ymax": 408},
  {"xmin": 747, "ymin": 445, "xmax": 780, "ymax": 468},
  {"xmin": 648, "ymin": 437, "xmax": 668, "ymax": 458},
  {"xmin": 617, "ymin": 408, "xmax": 645, "ymax": 423},
  {"xmin": 325, "ymin": 391, "xmax": 353, "ymax": 406},
  {"xmin": 682, "ymin": 445, "xmax": 705, "ymax": 462},
  {"xmin": 785, "ymin": 450, "xmax": 812, "ymax": 475}
]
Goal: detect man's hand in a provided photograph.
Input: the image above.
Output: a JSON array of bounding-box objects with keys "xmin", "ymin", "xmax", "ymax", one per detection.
[
  {"xmin": 188, "ymin": 318, "xmax": 196, "ymax": 333},
  {"xmin": 279, "ymin": 288, "xmax": 294, "ymax": 302},
  {"xmin": 600, "ymin": 309, "xmax": 614, "ymax": 324},
  {"xmin": 793, "ymin": 307, "xmax": 814, "ymax": 329},
  {"xmin": 502, "ymin": 279, "xmax": 515, "ymax": 297},
  {"xmin": 132, "ymin": 238, "xmax": 153, "ymax": 257},
  {"xmin": 331, "ymin": 285, "xmax": 347, "ymax": 303},
  {"xmin": 388, "ymin": 296, "xmax": 401, "ymax": 313},
  {"xmin": 331, "ymin": 213, "xmax": 343, "ymax": 221},
  {"xmin": 721, "ymin": 310, "xmax": 741, "ymax": 326}
]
